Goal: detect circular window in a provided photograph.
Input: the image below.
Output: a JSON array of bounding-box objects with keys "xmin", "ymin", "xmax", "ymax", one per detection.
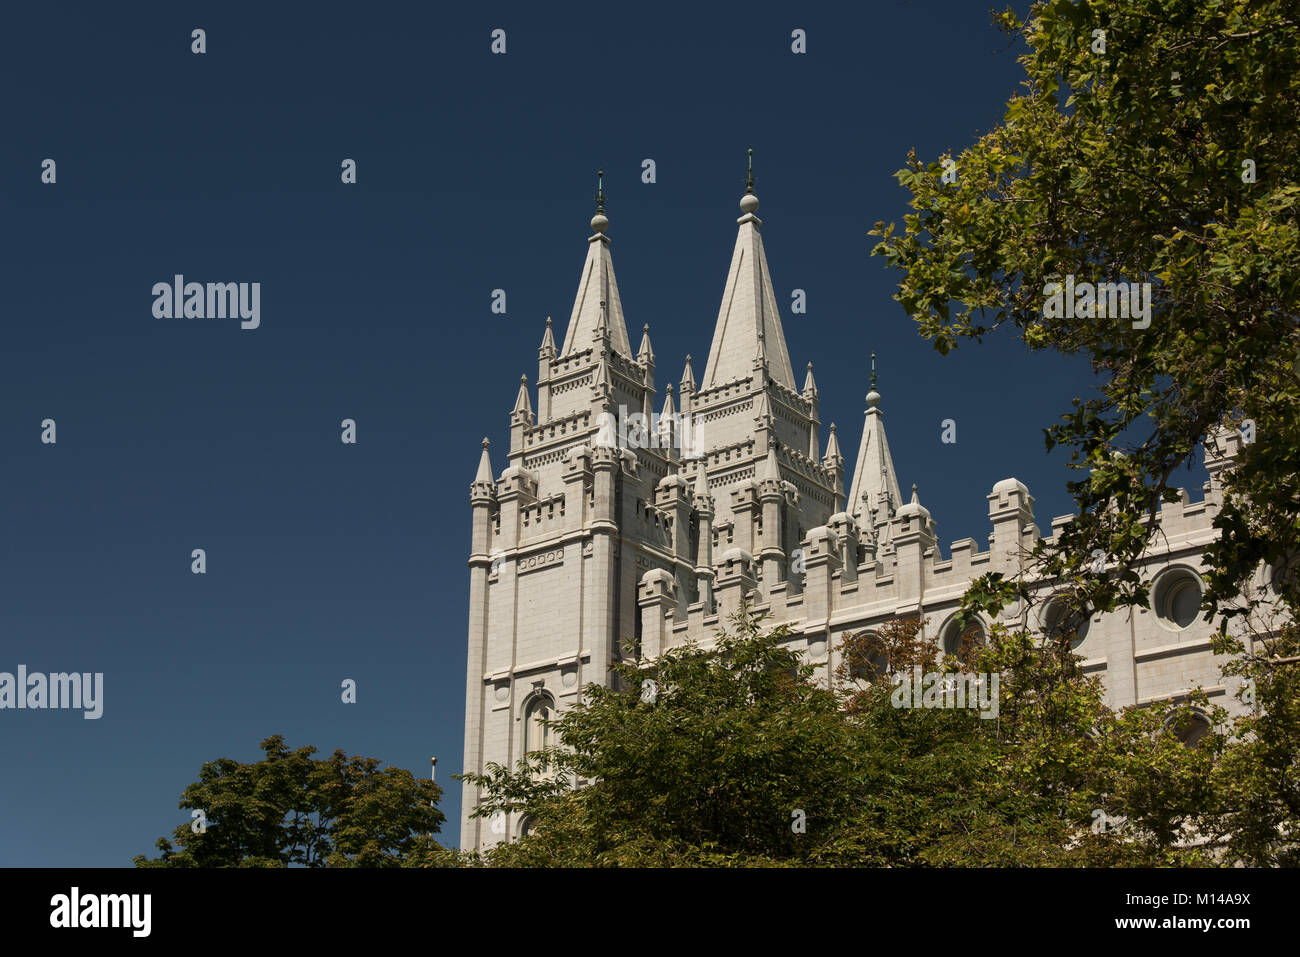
[
  {"xmin": 940, "ymin": 617, "xmax": 985, "ymax": 658},
  {"xmin": 1153, "ymin": 568, "xmax": 1203, "ymax": 630},
  {"xmin": 1041, "ymin": 597, "xmax": 1089, "ymax": 648}
]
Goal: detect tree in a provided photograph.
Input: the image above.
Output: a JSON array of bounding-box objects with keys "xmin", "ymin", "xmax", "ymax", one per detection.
[
  {"xmin": 869, "ymin": 0, "xmax": 1300, "ymax": 633},
  {"xmin": 133, "ymin": 735, "xmax": 447, "ymax": 867},
  {"xmin": 459, "ymin": 606, "xmax": 867, "ymax": 866},
  {"xmin": 460, "ymin": 606, "xmax": 1219, "ymax": 866},
  {"xmin": 1209, "ymin": 616, "xmax": 1300, "ymax": 864},
  {"xmin": 868, "ymin": 0, "xmax": 1300, "ymax": 863}
]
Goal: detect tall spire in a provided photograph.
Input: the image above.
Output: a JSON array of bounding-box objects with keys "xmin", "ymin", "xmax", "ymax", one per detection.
[
  {"xmin": 592, "ymin": 353, "xmax": 612, "ymax": 399},
  {"xmin": 559, "ymin": 169, "xmax": 633, "ymax": 359},
  {"xmin": 824, "ymin": 422, "xmax": 842, "ymax": 463},
  {"xmin": 680, "ymin": 354, "xmax": 696, "ymax": 393},
  {"xmin": 693, "ymin": 461, "xmax": 711, "ymax": 500},
  {"xmin": 700, "ymin": 148, "xmax": 797, "ymax": 392},
  {"xmin": 847, "ymin": 353, "xmax": 902, "ymax": 528},
  {"xmin": 539, "ymin": 316, "xmax": 556, "ymax": 357},
  {"xmin": 658, "ymin": 383, "xmax": 677, "ymax": 452},
  {"xmin": 512, "ymin": 374, "xmax": 533, "ymax": 418},
  {"xmin": 638, "ymin": 323, "xmax": 654, "ymax": 363},
  {"xmin": 803, "ymin": 361, "xmax": 818, "ymax": 396},
  {"xmin": 474, "ymin": 437, "xmax": 494, "ymax": 484}
]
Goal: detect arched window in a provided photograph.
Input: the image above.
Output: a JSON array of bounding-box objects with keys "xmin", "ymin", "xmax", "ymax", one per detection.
[
  {"xmin": 1166, "ymin": 710, "xmax": 1212, "ymax": 748},
  {"xmin": 523, "ymin": 693, "xmax": 556, "ymax": 779},
  {"xmin": 524, "ymin": 694, "xmax": 554, "ymax": 756}
]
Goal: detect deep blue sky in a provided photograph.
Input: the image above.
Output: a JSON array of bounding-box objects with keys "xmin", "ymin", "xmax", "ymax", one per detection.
[{"xmin": 0, "ymin": 1, "xmax": 1183, "ymax": 866}]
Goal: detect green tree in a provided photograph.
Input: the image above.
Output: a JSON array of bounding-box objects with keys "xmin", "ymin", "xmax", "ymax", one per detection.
[
  {"xmin": 868, "ymin": 0, "xmax": 1300, "ymax": 863},
  {"xmin": 133, "ymin": 735, "xmax": 447, "ymax": 867},
  {"xmin": 460, "ymin": 607, "xmax": 1219, "ymax": 866},
  {"xmin": 1210, "ymin": 617, "xmax": 1300, "ymax": 864},
  {"xmin": 869, "ymin": 0, "xmax": 1300, "ymax": 631},
  {"xmin": 460, "ymin": 606, "xmax": 865, "ymax": 866}
]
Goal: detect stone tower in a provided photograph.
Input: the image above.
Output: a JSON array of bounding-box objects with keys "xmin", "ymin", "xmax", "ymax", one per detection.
[{"xmin": 462, "ymin": 170, "xmax": 838, "ymax": 849}]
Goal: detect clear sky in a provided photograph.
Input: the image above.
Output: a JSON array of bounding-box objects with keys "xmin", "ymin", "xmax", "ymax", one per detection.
[{"xmin": 1, "ymin": 0, "xmax": 1204, "ymax": 866}]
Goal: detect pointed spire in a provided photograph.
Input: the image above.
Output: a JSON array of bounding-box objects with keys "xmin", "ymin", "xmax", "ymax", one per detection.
[
  {"xmin": 474, "ymin": 437, "xmax": 494, "ymax": 484},
  {"xmin": 803, "ymin": 361, "xmax": 818, "ymax": 396},
  {"xmin": 694, "ymin": 462, "xmax": 711, "ymax": 500},
  {"xmin": 701, "ymin": 148, "xmax": 796, "ymax": 392},
  {"xmin": 512, "ymin": 374, "xmax": 533, "ymax": 418},
  {"xmin": 680, "ymin": 354, "xmax": 696, "ymax": 393},
  {"xmin": 760, "ymin": 443, "xmax": 781, "ymax": 484},
  {"xmin": 560, "ymin": 172, "xmax": 633, "ymax": 360},
  {"xmin": 658, "ymin": 383, "xmax": 677, "ymax": 452},
  {"xmin": 592, "ymin": 353, "xmax": 612, "ymax": 398},
  {"xmin": 539, "ymin": 316, "xmax": 556, "ymax": 357},
  {"xmin": 753, "ymin": 389, "xmax": 772, "ymax": 427},
  {"xmin": 638, "ymin": 323, "xmax": 654, "ymax": 363},
  {"xmin": 898, "ymin": 483, "xmax": 932, "ymax": 523},
  {"xmin": 847, "ymin": 354, "xmax": 902, "ymax": 527},
  {"xmin": 824, "ymin": 422, "xmax": 843, "ymax": 463}
]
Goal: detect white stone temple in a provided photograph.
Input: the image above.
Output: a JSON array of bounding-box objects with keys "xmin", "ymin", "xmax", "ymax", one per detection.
[{"xmin": 460, "ymin": 165, "xmax": 1246, "ymax": 851}]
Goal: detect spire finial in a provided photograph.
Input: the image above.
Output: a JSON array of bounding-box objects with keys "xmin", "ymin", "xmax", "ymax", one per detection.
[
  {"xmin": 591, "ymin": 168, "xmax": 609, "ymax": 233},
  {"xmin": 866, "ymin": 352, "xmax": 882, "ymax": 409},
  {"xmin": 740, "ymin": 147, "xmax": 759, "ymax": 215},
  {"xmin": 481, "ymin": 437, "xmax": 490, "ymax": 451}
]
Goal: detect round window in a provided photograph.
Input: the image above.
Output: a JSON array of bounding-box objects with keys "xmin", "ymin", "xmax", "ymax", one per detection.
[
  {"xmin": 1153, "ymin": 569, "xmax": 1203, "ymax": 630},
  {"xmin": 1042, "ymin": 598, "xmax": 1089, "ymax": 648},
  {"xmin": 940, "ymin": 618, "xmax": 985, "ymax": 657}
]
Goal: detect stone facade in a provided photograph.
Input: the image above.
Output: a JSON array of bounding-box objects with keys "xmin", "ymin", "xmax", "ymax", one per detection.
[{"xmin": 461, "ymin": 181, "xmax": 1249, "ymax": 852}]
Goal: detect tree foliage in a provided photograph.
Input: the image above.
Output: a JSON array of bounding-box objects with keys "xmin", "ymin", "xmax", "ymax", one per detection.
[
  {"xmin": 458, "ymin": 606, "xmax": 1227, "ymax": 866},
  {"xmin": 869, "ymin": 0, "xmax": 1300, "ymax": 632},
  {"xmin": 133, "ymin": 735, "xmax": 447, "ymax": 867}
]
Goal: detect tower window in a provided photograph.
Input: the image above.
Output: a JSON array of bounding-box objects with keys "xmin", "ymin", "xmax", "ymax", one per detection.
[
  {"xmin": 1153, "ymin": 568, "xmax": 1203, "ymax": 630},
  {"xmin": 523, "ymin": 694, "xmax": 556, "ymax": 774}
]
